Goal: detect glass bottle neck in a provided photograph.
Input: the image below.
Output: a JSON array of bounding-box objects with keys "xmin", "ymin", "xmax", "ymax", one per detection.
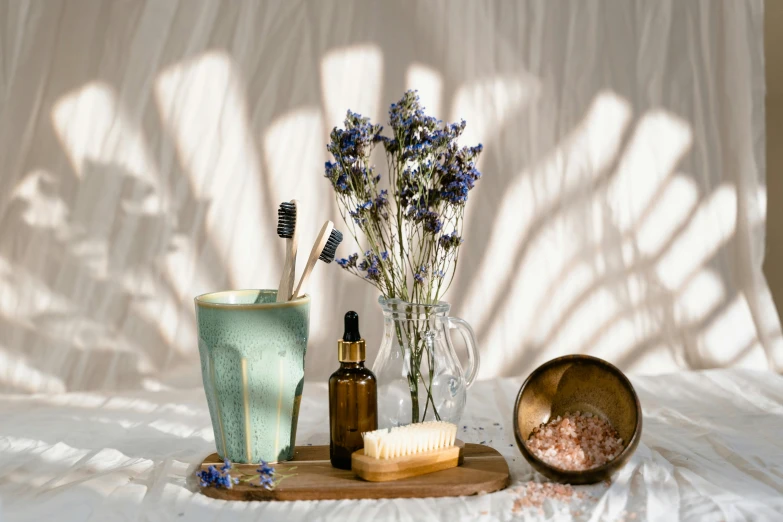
[{"xmin": 340, "ymin": 361, "xmax": 365, "ymax": 369}]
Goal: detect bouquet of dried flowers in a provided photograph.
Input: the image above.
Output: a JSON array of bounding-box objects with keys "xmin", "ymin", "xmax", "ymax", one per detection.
[
  {"xmin": 325, "ymin": 90, "xmax": 482, "ymax": 303},
  {"xmin": 324, "ymin": 91, "xmax": 482, "ymax": 423}
]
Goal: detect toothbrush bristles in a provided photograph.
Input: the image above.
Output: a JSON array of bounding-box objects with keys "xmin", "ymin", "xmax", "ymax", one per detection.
[
  {"xmin": 277, "ymin": 202, "xmax": 296, "ymax": 239},
  {"xmin": 319, "ymin": 229, "xmax": 343, "ymax": 263}
]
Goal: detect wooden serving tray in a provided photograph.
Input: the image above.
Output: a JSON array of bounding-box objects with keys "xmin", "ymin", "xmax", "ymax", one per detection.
[{"xmin": 198, "ymin": 443, "xmax": 510, "ymax": 501}]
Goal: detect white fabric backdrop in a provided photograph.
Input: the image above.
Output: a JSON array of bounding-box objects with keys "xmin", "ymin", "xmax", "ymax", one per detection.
[{"xmin": 0, "ymin": 0, "xmax": 781, "ymax": 393}]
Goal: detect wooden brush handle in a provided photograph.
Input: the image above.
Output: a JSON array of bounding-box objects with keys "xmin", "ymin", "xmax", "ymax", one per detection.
[
  {"xmin": 352, "ymin": 440, "xmax": 465, "ymax": 482},
  {"xmin": 276, "ymin": 238, "xmax": 295, "ymax": 302},
  {"xmin": 276, "ymin": 200, "xmax": 299, "ymax": 303},
  {"xmin": 286, "ymin": 235, "xmax": 297, "ymax": 299},
  {"xmin": 292, "ymin": 220, "xmax": 333, "ymax": 299}
]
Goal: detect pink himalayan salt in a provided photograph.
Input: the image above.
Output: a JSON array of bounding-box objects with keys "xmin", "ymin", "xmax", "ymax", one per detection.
[
  {"xmin": 511, "ymin": 480, "xmax": 639, "ymax": 519},
  {"xmin": 511, "ymin": 481, "xmax": 585, "ymax": 514},
  {"xmin": 526, "ymin": 411, "xmax": 624, "ymax": 471}
]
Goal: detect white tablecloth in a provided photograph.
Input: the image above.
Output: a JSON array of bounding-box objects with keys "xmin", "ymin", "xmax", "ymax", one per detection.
[{"xmin": 0, "ymin": 369, "xmax": 781, "ymax": 521}]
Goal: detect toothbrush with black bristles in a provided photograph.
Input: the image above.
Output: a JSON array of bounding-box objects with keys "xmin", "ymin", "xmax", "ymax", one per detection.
[
  {"xmin": 292, "ymin": 220, "xmax": 343, "ymax": 299},
  {"xmin": 275, "ymin": 200, "xmax": 298, "ymax": 302}
]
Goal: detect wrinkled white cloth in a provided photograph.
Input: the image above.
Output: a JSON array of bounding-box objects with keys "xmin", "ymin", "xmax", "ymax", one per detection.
[{"xmin": 0, "ymin": 369, "xmax": 781, "ymax": 521}]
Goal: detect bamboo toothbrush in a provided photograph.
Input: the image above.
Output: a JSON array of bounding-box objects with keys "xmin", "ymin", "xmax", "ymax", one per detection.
[
  {"xmin": 352, "ymin": 421, "xmax": 463, "ymax": 482},
  {"xmin": 275, "ymin": 200, "xmax": 298, "ymax": 303},
  {"xmin": 291, "ymin": 220, "xmax": 343, "ymax": 299}
]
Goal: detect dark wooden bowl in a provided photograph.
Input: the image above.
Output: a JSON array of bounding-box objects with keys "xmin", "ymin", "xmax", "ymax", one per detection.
[{"xmin": 513, "ymin": 355, "xmax": 642, "ymax": 484}]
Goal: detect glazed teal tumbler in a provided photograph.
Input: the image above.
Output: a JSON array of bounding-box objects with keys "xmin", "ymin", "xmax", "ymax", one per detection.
[{"xmin": 195, "ymin": 289, "xmax": 310, "ymax": 463}]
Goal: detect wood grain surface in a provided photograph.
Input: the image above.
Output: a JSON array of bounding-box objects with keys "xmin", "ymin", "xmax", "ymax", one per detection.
[
  {"xmin": 350, "ymin": 439, "xmax": 464, "ymax": 482},
  {"xmin": 198, "ymin": 443, "xmax": 510, "ymax": 501}
]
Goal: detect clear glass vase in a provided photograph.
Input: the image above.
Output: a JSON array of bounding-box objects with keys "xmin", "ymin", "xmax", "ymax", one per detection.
[{"xmin": 372, "ymin": 297, "xmax": 480, "ymax": 427}]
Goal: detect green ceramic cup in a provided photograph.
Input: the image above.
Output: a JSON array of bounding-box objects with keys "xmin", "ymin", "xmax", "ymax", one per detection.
[{"xmin": 195, "ymin": 289, "xmax": 310, "ymax": 463}]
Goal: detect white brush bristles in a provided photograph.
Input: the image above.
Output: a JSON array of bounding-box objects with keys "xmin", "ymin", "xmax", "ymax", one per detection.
[{"xmin": 362, "ymin": 421, "xmax": 458, "ymax": 459}]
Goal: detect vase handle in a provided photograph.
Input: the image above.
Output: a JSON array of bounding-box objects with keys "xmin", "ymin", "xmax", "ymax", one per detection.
[{"xmin": 447, "ymin": 317, "xmax": 480, "ymax": 388}]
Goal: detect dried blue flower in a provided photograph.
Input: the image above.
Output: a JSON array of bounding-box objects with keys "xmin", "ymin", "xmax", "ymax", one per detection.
[
  {"xmin": 365, "ymin": 254, "xmax": 382, "ymax": 281},
  {"xmin": 414, "ymin": 264, "xmax": 429, "ymax": 285},
  {"xmin": 253, "ymin": 460, "xmax": 276, "ymax": 490},
  {"xmin": 259, "ymin": 474, "xmax": 275, "ymax": 490},
  {"xmin": 219, "ymin": 474, "xmax": 233, "ymax": 489},
  {"xmin": 324, "ymin": 110, "xmax": 384, "ymax": 195},
  {"xmin": 337, "ymin": 252, "xmax": 359, "ymax": 268},
  {"xmin": 425, "ymin": 216, "xmax": 442, "ymax": 234},
  {"xmin": 375, "ymin": 189, "xmax": 389, "ymax": 208},
  {"xmin": 366, "ymin": 262, "xmax": 381, "ymax": 281},
  {"xmin": 351, "ymin": 250, "xmax": 387, "ymax": 282},
  {"xmin": 324, "ymin": 161, "xmax": 351, "ymax": 194},
  {"xmin": 257, "ymin": 460, "xmax": 275, "ymax": 477},
  {"xmin": 405, "ymin": 206, "xmax": 442, "ymax": 234},
  {"xmin": 349, "ymin": 208, "xmax": 368, "ymax": 225},
  {"xmin": 196, "ymin": 461, "xmax": 237, "ymax": 490},
  {"xmin": 439, "ymin": 232, "xmax": 463, "ymax": 250},
  {"xmin": 436, "ymin": 142, "xmax": 483, "ymax": 205}
]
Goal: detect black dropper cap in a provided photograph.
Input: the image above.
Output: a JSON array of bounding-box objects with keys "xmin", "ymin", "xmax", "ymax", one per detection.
[{"xmin": 343, "ymin": 311, "xmax": 361, "ymax": 342}]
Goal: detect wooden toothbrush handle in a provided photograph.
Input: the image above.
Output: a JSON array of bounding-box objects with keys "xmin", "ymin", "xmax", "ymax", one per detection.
[
  {"xmin": 287, "ymin": 199, "xmax": 299, "ymax": 300},
  {"xmin": 276, "ymin": 237, "xmax": 295, "ymax": 302},
  {"xmin": 275, "ymin": 199, "xmax": 299, "ymax": 303},
  {"xmin": 286, "ymin": 235, "xmax": 297, "ymax": 300},
  {"xmin": 292, "ymin": 221, "xmax": 333, "ymax": 299}
]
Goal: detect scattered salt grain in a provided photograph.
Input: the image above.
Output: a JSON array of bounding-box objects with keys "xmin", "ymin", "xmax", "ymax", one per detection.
[
  {"xmin": 526, "ymin": 411, "xmax": 624, "ymax": 471},
  {"xmin": 511, "ymin": 481, "xmax": 585, "ymax": 514}
]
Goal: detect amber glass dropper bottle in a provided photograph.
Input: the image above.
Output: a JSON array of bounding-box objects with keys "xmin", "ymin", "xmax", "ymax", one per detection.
[{"xmin": 329, "ymin": 311, "xmax": 378, "ymax": 470}]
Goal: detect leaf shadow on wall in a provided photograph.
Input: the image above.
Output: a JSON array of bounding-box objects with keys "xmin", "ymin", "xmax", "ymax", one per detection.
[{"xmin": 0, "ymin": 0, "xmax": 777, "ymax": 394}]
